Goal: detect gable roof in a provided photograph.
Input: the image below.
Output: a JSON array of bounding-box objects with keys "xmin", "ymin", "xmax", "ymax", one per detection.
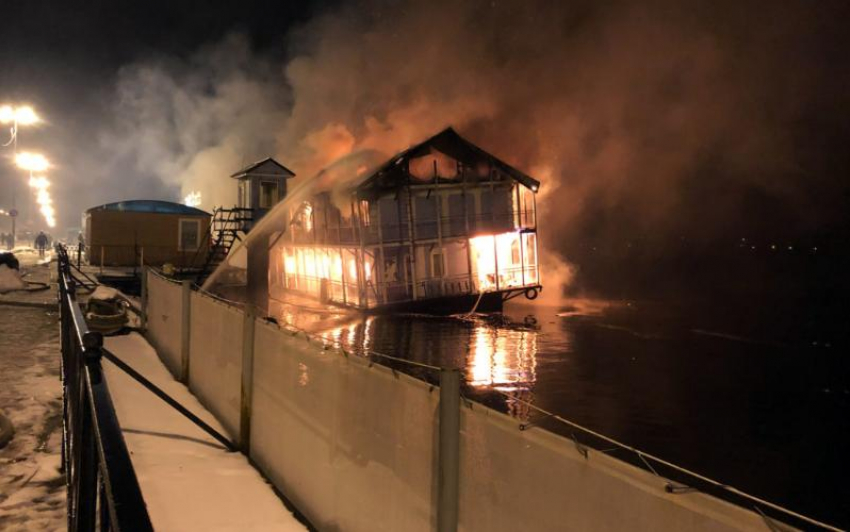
[
  {"xmin": 230, "ymin": 157, "xmax": 296, "ymax": 179},
  {"xmin": 354, "ymin": 127, "xmax": 540, "ymax": 194}
]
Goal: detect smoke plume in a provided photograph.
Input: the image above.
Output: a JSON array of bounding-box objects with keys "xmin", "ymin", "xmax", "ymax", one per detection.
[{"xmin": 91, "ymin": 0, "xmax": 848, "ymax": 298}]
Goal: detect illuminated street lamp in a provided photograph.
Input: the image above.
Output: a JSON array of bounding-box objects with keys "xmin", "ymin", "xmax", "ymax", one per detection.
[
  {"xmin": 1, "ymin": 104, "xmax": 40, "ymax": 150},
  {"xmin": 15, "ymin": 151, "xmax": 50, "ymax": 173}
]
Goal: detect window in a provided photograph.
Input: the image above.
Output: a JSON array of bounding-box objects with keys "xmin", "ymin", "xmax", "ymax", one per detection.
[
  {"xmin": 360, "ymin": 200, "xmax": 371, "ymax": 226},
  {"xmin": 430, "ymin": 249, "xmax": 445, "ymax": 278},
  {"xmin": 511, "ymin": 238, "xmax": 521, "ymax": 265},
  {"xmin": 259, "ymin": 181, "xmax": 279, "ymax": 209},
  {"xmin": 178, "ymin": 219, "xmax": 201, "ymax": 251},
  {"xmin": 238, "ymin": 180, "xmax": 251, "ymax": 209}
]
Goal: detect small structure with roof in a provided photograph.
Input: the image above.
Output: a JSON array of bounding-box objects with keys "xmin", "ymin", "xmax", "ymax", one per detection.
[
  {"xmin": 230, "ymin": 157, "xmax": 296, "ymax": 230},
  {"xmin": 84, "ymin": 200, "xmax": 211, "ymax": 267}
]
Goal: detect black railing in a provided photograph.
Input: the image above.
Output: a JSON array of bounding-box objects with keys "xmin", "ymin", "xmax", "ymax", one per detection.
[{"xmin": 57, "ymin": 245, "xmax": 154, "ymax": 531}]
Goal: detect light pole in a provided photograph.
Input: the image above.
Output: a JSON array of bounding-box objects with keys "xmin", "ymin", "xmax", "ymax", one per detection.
[{"xmin": 1, "ymin": 104, "xmax": 41, "ymax": 247}]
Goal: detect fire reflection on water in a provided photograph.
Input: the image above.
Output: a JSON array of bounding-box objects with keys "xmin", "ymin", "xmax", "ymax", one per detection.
[
  {"xmin": 468, "ymin": 325, "xmax": 537, "ymax": 392},
  {"xmin": 269, "ymin": 297, "xmax": 543, "ymax": 421}
]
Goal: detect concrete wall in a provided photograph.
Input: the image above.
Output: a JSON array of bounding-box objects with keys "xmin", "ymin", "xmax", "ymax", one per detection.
[
  {"xmin": 144, "ymin": 274, "xmax": 786, "ymax": 532},
  {"xmin": 145, "ymin": 271, "xmax": 184, "ymax": 378},
  {"xmin": 187, "ymin": 291, "xmax": 243, "ymax": 439},
  {"xmin": 250, "ymin": 320, "xmax": 438, "ymax": 531},
  {"xmin": 458, "ymin": 404, "xmax": 769, "ymax": 532},
  {"xmin": 86, "ymin": 210, "xmax": 210, "ymax": 267}
]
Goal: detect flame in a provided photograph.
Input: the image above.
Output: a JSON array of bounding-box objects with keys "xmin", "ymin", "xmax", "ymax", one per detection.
[{"xmin": 184, "ymin": 190, "xmax": 202, "ymax": 207}]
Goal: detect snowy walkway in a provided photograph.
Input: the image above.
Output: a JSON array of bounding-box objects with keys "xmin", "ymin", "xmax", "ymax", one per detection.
[
  {"xmin": 103, "ymin": 333, "xmax": 306, "ymax": 532},
  {"xmin": 0, "ymin": 306, "xmax": 65, "ymax": 531}
]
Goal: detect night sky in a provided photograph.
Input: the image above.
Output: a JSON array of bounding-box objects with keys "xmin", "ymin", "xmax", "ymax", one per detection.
[{"xmin": 2, "ymin": 0, "xmax": 849, "ymax": 299}]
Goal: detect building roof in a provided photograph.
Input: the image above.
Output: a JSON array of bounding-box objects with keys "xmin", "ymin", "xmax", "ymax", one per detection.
[
  {"xmin": 354, "ymin": 127, "xmax": 541, "ymax": 195},
  {"xmin": 229, "ymin": 157, "xmax": 296, "ymax": 179},
  {"xmin": 86, "ymin": 200, "xmax": 210, "ymax": 216}
]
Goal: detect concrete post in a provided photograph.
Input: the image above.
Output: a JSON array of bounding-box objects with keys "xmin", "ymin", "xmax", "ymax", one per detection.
[
  {"xmin": 180, "ymin": 280, "xmax": 192, "ymax": 383},
  {"xmin": 438, "ymin": 368, "xmax": 461, "ymax": 532},
  {"xmin": 239, "ymin": 305, "xmax": 256, "ymax": 453},
  {"xmin": 140, "ymin": 267, "xmax": 148, "ymax": 331}
]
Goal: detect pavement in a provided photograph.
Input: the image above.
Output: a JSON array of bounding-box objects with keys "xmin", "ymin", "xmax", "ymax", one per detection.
[{"xmin": 103, "ymin": 332, "xmax": 307, "ymax": 532}]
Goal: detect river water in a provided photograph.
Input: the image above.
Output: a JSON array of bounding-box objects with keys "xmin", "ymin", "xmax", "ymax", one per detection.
[{"xmin": 270, "ymin": 294, "xmax": 849, "ymax": 528}]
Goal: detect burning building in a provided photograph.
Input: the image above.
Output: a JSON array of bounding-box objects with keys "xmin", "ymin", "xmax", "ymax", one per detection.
[{"xmin": 267, "ymin": 128, "xmax": 542, "ymax": 312}]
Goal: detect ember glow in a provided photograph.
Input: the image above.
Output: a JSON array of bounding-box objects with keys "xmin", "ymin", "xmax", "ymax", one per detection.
[{"xmin": 183, "ymin": 190, "xmax": 202, "ymax": 207}]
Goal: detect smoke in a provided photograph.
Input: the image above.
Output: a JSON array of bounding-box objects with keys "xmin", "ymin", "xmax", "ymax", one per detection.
[
  {"xmin": 94, "ymin": 0, "xmax": 849, "ymax": 298},
  {"xmin": 103, "ymin": 34, "xmax": 287, "ymax": 209}
]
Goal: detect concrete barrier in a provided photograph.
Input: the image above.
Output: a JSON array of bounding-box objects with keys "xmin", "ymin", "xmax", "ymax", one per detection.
[
  {"xmin": 144, "ymin": 282, "xmax": 792, "ymax": 532},
  {"xmin": 145, "ymin": 270, "xmax": 183, "ymax": 379}
]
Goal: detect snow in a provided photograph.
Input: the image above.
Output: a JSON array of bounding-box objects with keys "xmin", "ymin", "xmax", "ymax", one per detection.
[
  {"xmin": 90, "ymin": 285, "xmax": 121, "ymax": 301},
  {"xmin": 102, "ymin": 333, "xmax": 306, "ymax": 532},
  {"xmin": 0, "ymin": 322, "xmax": 65, "ymax": 532},
  {"xmin": 0, "ymin": 265, "xmax": 27, "ymax": 293}
]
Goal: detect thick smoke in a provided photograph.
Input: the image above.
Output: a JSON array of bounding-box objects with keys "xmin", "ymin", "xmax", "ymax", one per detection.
[{"xmin": 98, "ymin": 0, "xmax": 849, "ymax": 298}]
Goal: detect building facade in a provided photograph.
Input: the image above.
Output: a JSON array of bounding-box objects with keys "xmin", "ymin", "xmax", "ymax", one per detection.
[{"xmin": 268, "ymin": 128, "xmax": 541, "ymax": 312}]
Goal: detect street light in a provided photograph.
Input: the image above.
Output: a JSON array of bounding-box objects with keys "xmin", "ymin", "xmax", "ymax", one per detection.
[
  {"xmin": 2, "ymin": 105, "xmax": 44, "ymax": 246},
  {"xmin": 1, "ymin": 104, "xmax": 40, "ymax": 149},
  {"xmin": 15, "ymin": 151, "xmax": 50, "ymax": 172}
]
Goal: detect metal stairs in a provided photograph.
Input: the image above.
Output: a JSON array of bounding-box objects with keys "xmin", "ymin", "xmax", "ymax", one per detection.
[{"xmin": 195, "ymin": 207, "xmax": 253, "ymax": 285}]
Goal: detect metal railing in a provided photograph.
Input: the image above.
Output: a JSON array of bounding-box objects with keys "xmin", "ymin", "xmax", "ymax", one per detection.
[{"xmin": 57, "ymin": 245, "xmax": 154, "ymax": 532}]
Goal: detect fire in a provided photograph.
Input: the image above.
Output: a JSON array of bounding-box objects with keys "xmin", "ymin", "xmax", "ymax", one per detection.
[
  {"xmin": 184, "ymin": 190, "xmax": 202, "ymax": 207},
  {"xmin": 469, "ymin": 231, "xmax": 538, "ymax": 291}
]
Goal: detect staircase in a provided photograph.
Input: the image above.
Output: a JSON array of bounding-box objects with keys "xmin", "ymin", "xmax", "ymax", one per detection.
[{"xmin": 196, "ymin": 207, "xmax": 253, "ymax": 285}]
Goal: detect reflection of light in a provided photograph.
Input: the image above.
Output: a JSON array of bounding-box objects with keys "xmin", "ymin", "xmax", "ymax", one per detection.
[
  {"xmin": 363, "ymin": 317, "xmax": 374, "ymax": 352},
  {"xmin": 467, "ymin": 323, "xmax": 537, "ymax": 390}
]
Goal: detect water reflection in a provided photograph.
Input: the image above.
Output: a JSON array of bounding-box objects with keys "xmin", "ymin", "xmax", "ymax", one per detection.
[
  {"xmin": 468, "ymin": 325, "xmax": 537, "ymax": 392},
  {"xmin": 268, "ymin": 298, "xmax": 544, "ymax": 403}
]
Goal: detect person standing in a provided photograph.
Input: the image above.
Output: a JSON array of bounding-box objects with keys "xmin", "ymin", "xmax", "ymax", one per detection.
[{"xmin": 34, "ymin": 231, "xmax": 48, "ymax": 258}]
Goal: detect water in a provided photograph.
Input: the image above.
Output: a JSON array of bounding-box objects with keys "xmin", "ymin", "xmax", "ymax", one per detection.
[{"xmin": 269, "ymin": 295, "xmax": 850, "ymax": 528}]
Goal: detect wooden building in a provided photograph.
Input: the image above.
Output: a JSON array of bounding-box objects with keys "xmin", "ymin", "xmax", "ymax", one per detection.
[
  {"xmin": 84, "ymin": 200, "xmax": 211, "ymax": 267},
  {"xmin": 268, "ymin": 128, "xmax": 542, "ymax": 312}
]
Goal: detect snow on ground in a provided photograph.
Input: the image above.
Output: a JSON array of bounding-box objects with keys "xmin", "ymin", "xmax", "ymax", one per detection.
[
  {"xmin": 0, "ymin": 307, "xmax": 65, "ymax": 532},
  {"xmin": 9, "ymin": 248, "xmax": 52, "ymax": 267},
  {"xmin": 0, "ymin": 264, "xmax": 27, "ymax": 293},
  {"xmin": 103, "ymin": 333, "xmax": 306, "ymax": 532}
]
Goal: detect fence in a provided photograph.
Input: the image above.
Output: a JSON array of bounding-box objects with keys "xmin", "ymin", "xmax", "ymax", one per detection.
[
  {"xmin": 58, "ymin": 248, "xmax": 154, "ymax": 532},
  {"xmin": 143, "ymin": 267, "xmax": 840, "ymax": 532}
]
